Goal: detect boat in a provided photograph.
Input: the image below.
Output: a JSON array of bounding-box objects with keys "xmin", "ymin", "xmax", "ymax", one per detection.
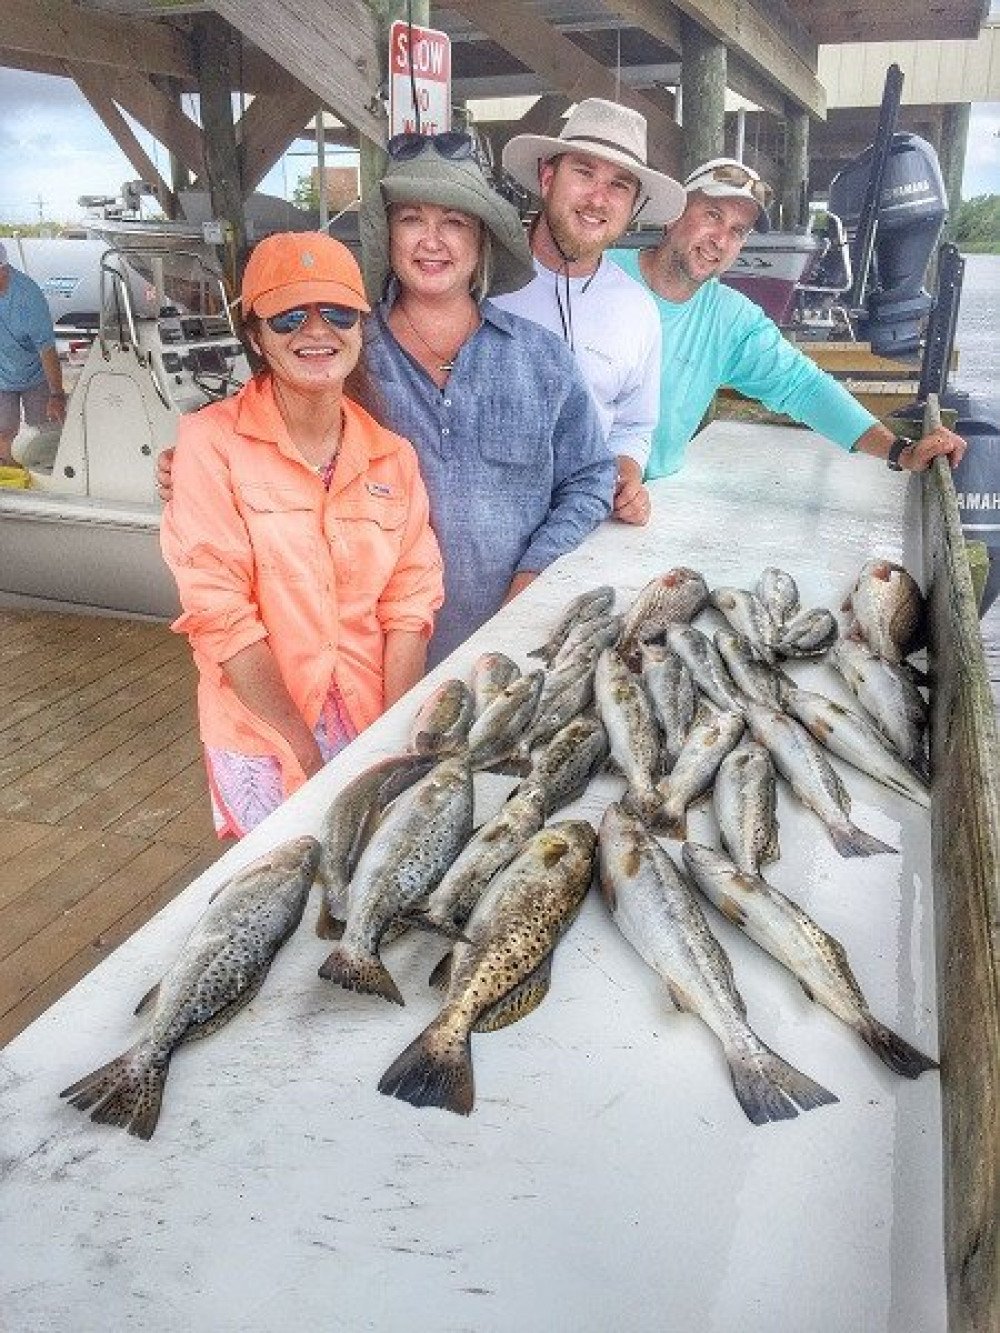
[{"xmin": 0, "ymin": 244, "xmax": 249, "ymax": 618}]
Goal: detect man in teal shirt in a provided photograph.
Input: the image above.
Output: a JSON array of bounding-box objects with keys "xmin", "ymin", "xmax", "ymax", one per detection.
[{"xmin": 612, "ymin": 158, "xmax": 965, "ymax": 478}]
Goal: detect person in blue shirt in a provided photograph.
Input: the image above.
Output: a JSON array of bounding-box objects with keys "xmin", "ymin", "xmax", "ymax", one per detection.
[
  {"xmin": 359, "ymin": 134, "xmax": 614, "ymax": 664},
  {"xmin": 0, "ymin": 242, "xmax": 67, "ymax": 466},
  {"xmin": 611, "ymin": 158, "xmax": 966, "ymax": 478}
]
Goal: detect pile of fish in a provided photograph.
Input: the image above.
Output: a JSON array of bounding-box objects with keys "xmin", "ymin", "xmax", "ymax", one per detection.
[{"xmin": 60, "ymin": 560, "xmax": 937, "ymax": 1138}]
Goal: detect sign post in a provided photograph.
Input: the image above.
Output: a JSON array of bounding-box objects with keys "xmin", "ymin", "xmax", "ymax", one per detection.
[{"xmin": 388, "ymin": 20, "xmax": 452, "ymax": 138}]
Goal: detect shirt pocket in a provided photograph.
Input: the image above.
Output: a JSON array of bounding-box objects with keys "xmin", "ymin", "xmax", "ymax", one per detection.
[
  {"xmin": 479, "ymin": 393, "xmax": 549, "ymax": 470},
  {"xmin": 334, "ymin": 489, "xmax": 408, "ymax": 601},
  {"xmin": 239, "ymin": 483, "xmax": 320, "ymax": 583}
]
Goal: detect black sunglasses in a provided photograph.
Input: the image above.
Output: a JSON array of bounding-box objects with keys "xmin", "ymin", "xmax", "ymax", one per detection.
[
  {"xmin": 265, "ymin": 305, "xmax": 361, "ymax": 334},
  {"xmin": 386, "ymin": 131, "xmax": 474, "ymax": 163}
]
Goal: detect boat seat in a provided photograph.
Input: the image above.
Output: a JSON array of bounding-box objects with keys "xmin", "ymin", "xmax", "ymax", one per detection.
[
  {"xmin": 12, "ymin": 423, "xmax": 61, "ymax": 474},
  {"xmin": 800, "ymin": 214, "xmax": 852, "ymax": 296}
]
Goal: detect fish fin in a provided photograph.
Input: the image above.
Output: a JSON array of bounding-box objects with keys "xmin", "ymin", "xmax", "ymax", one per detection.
[
  {"xmin": 474, "ymin": 957, "xmax": 553, "ymax": 1033},
  {"xmin": 526, "ymin": 645, "xmax": 553, "ymax": 663},
  {"xmin": 60, "ymin": 1040, "xmax": 168, "ymax": 1140},
  {"xmin": 481, "ymin": 756, "xmax": 531, "ymax": 778},
  {"xmin": 428, "ymin": 951, "xmax": 453, "ymax": 991},
  {"xmin": 399, "ymin": 909, "xmax": 470, "ymax": 944},
  {"xmin": 716, "ymin": 892, "xmax": 749, "ymax": 928},
  {"xmin": 655, "ymin": 810, "xmax": 687, "ymax": 840},
  {"xmin": 181, "ymin": 974, "xmax": 267, "ymax": 1042},
  {"xmin": 762, "ymin": 822, "xmax": 781, "ymax": 864},
  {"xmin": 133, "ymin": 982, "xmax": 160, "ymax": 1016},
  {"xmin": 380, "ymin": 917, "xmax": 412, "ymax": 947},
  {"xmin": 829, "ymin": 822, "xmax": 898, "ymax": 858},
  {"xmin": 860, "ymin": 1019, "xmax": 939, "ymax": 1079},
  {"xmin": 317, "ymin": 945, "xmax": 404, "ymax": 1006},
  {"xmin": 378, "ymin": 1025, "xmax": 474, "ymax": 1115},
  {"xmin": 727, "ymin": 1043, "xmax": 838, "ymax": 1126},
  {"xmin": 315, "ymin": 899, "xmax": 346, "ymax": 940}
]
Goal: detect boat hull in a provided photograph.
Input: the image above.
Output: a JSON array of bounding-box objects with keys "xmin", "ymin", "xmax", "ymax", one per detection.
[{"xmin": 0, "ymin": 491, "xmax": 178, "ymax": 619}]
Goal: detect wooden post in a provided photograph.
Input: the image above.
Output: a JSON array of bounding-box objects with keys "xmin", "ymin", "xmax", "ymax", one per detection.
[
  {"xmin": 780, "ymin": 104, "xmax": 810, "ymax": 230},
  {"xmin": 680, "ymin": 16, "xmax": 726, "ymax": 179},
  {"xmin": 360, "ymin": 0, "xmax": 429, "ymax": 297},
  {"xmin": 938, "ymin": 103, "xmax": 971, "ymax": 242},
  {"xmin": 192, "ymin": 13, "xmax": 248, "ymax": 288}
]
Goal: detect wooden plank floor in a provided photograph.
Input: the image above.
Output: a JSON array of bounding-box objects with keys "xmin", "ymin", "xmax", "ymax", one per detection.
[{"xmin": 0, "ymin": 608, "xmax": 226, "ymax": 1047}]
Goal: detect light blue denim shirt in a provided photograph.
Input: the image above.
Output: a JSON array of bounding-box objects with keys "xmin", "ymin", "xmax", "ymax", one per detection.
[{"xmin": 361, "ymin": 297, "xmax": 614, "ymax": 664}]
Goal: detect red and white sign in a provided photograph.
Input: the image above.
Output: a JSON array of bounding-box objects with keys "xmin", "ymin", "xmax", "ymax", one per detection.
[{"xmin": 388, "ymin": 20, "xmax": 452, "ymax": 138}]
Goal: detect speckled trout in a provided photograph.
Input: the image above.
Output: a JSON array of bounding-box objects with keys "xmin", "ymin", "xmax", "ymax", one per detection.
[
  {"xmin": 318, "ymin": 757, "xmax": 474, "ymax": 1005},
  {"xmin": 682, "ymin": 843, "xmax": 938, "ymax": 1079},
  {"xmin": 378, "ymin": 821, "xmax": 596, "ymax": 1115},
  {"xmin": 598, "ymin": 805, "xmax": 837, "ymax": 1125},
  {"xmin": 60, "ymin": 836, "xmax": 321, "ymax": 1140}
]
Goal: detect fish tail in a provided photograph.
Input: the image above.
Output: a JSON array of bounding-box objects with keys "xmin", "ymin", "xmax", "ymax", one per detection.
[
  {"xmin": 728, "ymin": 1043, "xmax": 838, "ymax": 1126},
  {"xmin": 860, "ymin": 1018, "xmax": 939, "ymax": 1079},
  {"xmin": 377, "ymin": 1022, "xmax": 474, "ymax": 1115},
  {"xmin": 622, "ymin": 787, "xmax": 666, "ymax": 829},
  {"xmin": 829, "ymin": 822, "xmax": 898, "ymax": 858},
  {"xmin": 526, "ymin": 645, "xmax": 553, "ymax": 663},
  {"xmin": 317, "ymin": 943, "xmax": 404, "ymax": 1005},
  {"xmin": 59, "ymin": 1040, "xmax": 168, "ymax": 1140}
]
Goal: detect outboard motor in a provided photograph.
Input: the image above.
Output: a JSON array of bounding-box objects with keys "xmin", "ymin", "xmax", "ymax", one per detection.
[{"xmin": 829, "ymin": 133, "xmax": 948, "ymax": 356}]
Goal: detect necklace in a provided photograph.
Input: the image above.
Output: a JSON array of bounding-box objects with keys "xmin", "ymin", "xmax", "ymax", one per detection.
[{"xmin": 395, "ymin": 300, "xmax": 477, "ymax": 372}]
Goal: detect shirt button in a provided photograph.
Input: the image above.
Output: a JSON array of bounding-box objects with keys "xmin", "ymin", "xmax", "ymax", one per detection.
[
  {"xmin": 442, "ymin": 427, "xmax": 450, "ymax": 436},
  {"xmin": 443, "ymin": 398, "xmax": 451, "ymax": 407}
]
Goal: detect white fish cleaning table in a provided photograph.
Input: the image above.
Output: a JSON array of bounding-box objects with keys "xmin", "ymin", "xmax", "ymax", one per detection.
[{"xmin": 0, "ymin": 423, "xmax": 950, "ymax": 1331}]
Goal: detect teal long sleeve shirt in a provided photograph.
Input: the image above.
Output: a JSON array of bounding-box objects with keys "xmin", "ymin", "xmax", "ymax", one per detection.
[{"xmin": 611, "ymin": 248, "xmax": 876, "ymax": 479}]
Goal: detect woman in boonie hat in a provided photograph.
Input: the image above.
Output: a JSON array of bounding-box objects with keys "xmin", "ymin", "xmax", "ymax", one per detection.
[
  {"xmin": 358, "ymin": 132, "xmax": 615, "ymax": 665},
  {"xmin": 160, "ymin": 231, "xmax": 444, "ymax": 838}
]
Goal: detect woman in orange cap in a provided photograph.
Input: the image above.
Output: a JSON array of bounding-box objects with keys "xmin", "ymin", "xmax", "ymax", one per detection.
[{"xmin": 160, "ymin": 232, "xmax": 444, "ymax": 838}]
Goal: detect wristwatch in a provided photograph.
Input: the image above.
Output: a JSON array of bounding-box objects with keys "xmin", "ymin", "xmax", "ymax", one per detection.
[{"xmin": 885, "ymin": 436, "xmax": 912, "ymax": 471}]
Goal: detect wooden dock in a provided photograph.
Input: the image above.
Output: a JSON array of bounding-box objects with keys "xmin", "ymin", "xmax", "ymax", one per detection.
[
  {"xmin": 2, "ymin": 592, "xmax": 998, "ymax": 1052},
  {"xmin": 0, "ymin": 609, "xmax": 224, "ymax": 1047}
]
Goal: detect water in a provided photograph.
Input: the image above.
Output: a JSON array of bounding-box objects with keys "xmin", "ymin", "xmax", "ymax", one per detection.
[
  {"xmin": 953, "ymin": 252, "xmax": 1000, "ymax": 408},
  {"xmin": 953, "ymin": 252, "xmax": 1000, "ymax": 709}
]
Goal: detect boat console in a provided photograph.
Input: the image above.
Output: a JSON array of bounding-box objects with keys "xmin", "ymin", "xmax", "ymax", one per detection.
[{"xmin": 15, "ymin": 247, "xmax": 249, "ymax": 504}]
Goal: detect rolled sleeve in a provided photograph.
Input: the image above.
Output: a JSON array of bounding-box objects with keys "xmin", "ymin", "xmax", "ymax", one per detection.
[{"xmin": 159, "ymin": 420, "xmax": 268, "ymax": 667}]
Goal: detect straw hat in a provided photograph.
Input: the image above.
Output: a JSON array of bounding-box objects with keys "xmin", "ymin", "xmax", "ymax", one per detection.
[
  {"xmin": 360, "ymin": 144, "xmax": 536, "ymax": 301},
  {"xmin": 502, "ymin": 98, "xmax": 685, "ymax": 227}
]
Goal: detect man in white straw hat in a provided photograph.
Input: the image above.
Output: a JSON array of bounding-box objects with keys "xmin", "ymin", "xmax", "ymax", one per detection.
[
  {"xmin": 0, "ymin": 241, "xmax": 67, "ymax": 467},
  {"xmin": 494, "ymin": 98, "xmax": 685, "ymax": 527},
  {"xmin": 612, "ymin": 156, "xmax": 966, "ymax": 480}
]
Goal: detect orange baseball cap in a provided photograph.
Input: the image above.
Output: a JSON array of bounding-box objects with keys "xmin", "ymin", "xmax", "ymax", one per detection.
[{"xmin": 241, "ymin": 232, "xmax": 370, "ymax": 319}]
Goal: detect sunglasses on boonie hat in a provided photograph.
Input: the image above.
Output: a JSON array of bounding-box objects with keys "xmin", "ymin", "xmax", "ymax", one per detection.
[
  {"xmin": 265, "ymin": 304, "xmax": 361, "ymax": 334},
  {"xmin": 684, "ymin": 159, "xmax": 774, "ymax": 210},
  {"xmin": 386, "ymin": 131, "xmax": 475, "ymax": 163}
]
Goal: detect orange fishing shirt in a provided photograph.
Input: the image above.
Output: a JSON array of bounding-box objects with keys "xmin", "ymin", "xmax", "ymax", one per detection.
[{"xmin": 160, "ymin": 373, "xmax": 444, "ymax": 792}]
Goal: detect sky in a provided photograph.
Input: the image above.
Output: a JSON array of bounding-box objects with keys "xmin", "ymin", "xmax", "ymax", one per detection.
[{"xmin": 1, "ymin": 64, "xmax": 999, "ymax": 227}]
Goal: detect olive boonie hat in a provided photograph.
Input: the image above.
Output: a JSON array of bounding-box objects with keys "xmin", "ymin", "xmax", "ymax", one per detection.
[
  {"xmin": 360, "ymin": 142, "xmax": 535, "ymax": 301},
  {"xmin": 242, "ymin": 231, "xmax": 370, "ymax": 319},
  {"xmin": 503, "ymin": 98, "xmax": 686, "ymax": 228}
]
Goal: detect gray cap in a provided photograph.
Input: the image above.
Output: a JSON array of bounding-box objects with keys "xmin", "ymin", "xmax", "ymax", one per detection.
[{"xmin": 360, "ymin": 144, "xmax": 535, "ymax": 302}]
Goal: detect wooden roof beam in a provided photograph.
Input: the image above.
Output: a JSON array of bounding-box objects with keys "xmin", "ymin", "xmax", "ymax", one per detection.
[
  {"xmin": 446, "ymin": 0, "xmax": 683, "ymax": 173},
  {"xmin": 68, "ymin": 61, "xmax": 178, "ymax": 217},
  {"xmin": 212, "ymin": 0, "xmax": 384, "ymax": 145},
  {"xmin": 106, "ymin": 72, "xmax": 207, "ymax": 179},
  {"xmin": 658, "ymin": 0, "xmax": 825, "ymax": 117},
  {"xmin": 237, "ymin": 84, "xmax": 321, "ymax": 195},
  {"xmin": 7, "ymin": 0, "xmax": 193, "ymax": 80}
]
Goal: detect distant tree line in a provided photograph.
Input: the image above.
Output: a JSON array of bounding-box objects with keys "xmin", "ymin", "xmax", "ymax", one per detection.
[{"xmin": 954, "ymin": 195, "xmax": 1000, "ymax": 252}]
